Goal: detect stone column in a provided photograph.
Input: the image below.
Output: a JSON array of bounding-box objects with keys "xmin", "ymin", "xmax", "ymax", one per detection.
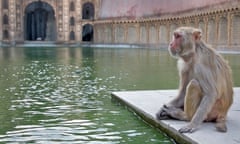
[
  {"xmin": 203, "ymin": 16, "xmax": 208, "ymax": 42},
  {"xmin": 124, "ymin": 23, "xmax": 127, "ymax": 43},
  {"xmin": 15, "ymin": 0, "xmax": 23, "ymax": 42},
  {"xmin": 227, "ymin": 12, "xmax": 232, "ymax": 47},
  {"xmin": 146, "ymin": 23, "xmax": 149, "ymax": 44},
  {"xmin": 9, "ymin": 0, "xmax": 16, "ymax": 45},
  {"xmin": 156, "ymin": 22, "xmax": 160, "ymax": 44},
  {"xmin": 215, "ymin": 14, "xmax": 220, "ymax": 47},
  {"xmin": 112, "ymin": 23, "xmax": 115, "ymax": 43},
  {"xmin": 136, "ymin": 23, "xmax": 140, "ymax": 43},
  {"xmin": 75, "ymin": 0, "xmax": 81, "ymax": 42},
  {"xmin": 166, "ymin": 21, "xmax": 170, "ymax": 43},
  {"xmin": 63, "ymin": 0, "xmax": 69, "ymax": 43}
]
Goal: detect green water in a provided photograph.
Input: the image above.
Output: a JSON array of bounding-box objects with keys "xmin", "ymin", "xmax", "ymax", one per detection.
[{"xmin": 0, "ymin": 47, "xmax": 239, "ymax": 144}]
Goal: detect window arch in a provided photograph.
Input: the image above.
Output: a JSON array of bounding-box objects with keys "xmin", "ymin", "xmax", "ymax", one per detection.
[
  {"xmin": 70, "ymin": 17, "xmax": 75, "ymax": 26},
  {"xmin": 70, "ymin": 1, "xmax": 75, "ymax": 11},
  {"xmin": 3, "ymin": 14, "xmax": 9, "ymax": 25},
  {"xmin": 231, "ymin": 15, "xmax": 240, "ymax": 45},
  {"xmin": 2, "ymin": 0, "xmax": 8, "ymax": 9},
  {"xmin": 82, "ymin": 24, "xmax": 94, "ymax": 41},
  {"xmin": 82, "ymin": 2, "xmax": 94, "ymax": 20},
  {"xmin": 70, "ymin": 31, "xmax": 75, "ymax": 40},
  {"xmin": 218, "ymin": 17, "xmax": 227, "ymax": 45},
  {"xmin": 24, "ymin": 1, "xmax": 56, "ymax": 41},
  {"xmin": 3, "ymin": 30, "xmax": 9, "ymax": 39}
]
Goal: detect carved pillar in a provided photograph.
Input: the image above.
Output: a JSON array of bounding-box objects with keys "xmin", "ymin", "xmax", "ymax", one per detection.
[
  {"xmin": 124, "ymin": 23, "xmax": 127, "ymax": 43},
  {"xmin": 9, "ymin": 0, "xmax": 16, "ymax": 45},
  {"xmin": 56, "ymin": 0, "xmax": 64, "ymax": 42},
  {"xmin": 75, "ymin": 0, "xmax": 81, "ymax": 42},
  {"xmin": 63, "ymin": 0, "xmax": 69, "ymax": 42},
  {"xmin": 215, "ymin": 14, "xmax": 220, "ymax": 47},
  {"xmin": 156, "ymin": 22, "xmax": 160, "ymax": 44},
  {"xmin": 203, "ymin": 16, "xmax": 208, "ymax": 43},
  {"xmin": 109, "ymin": 23, "xmax": 113, "ymax": 43},
  {"xmin": 15, "ymin": 0, "xmax": 23, "ymax": 42},
  {"xmin": 146, "ymin": 23, "xmax": 149, "ymax": 44},
  {"xmin": 227, "ymin": 12, "xmax": 232, "ymax": 47},
  {"xmin": 112, "ymin": 23, "xmax": 115, "ymax": 43}
]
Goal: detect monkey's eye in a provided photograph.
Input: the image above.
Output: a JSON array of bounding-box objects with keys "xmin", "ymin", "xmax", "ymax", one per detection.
[{"xmin": 174, "ymin": 33, "xmax": 181, "ymax": 39}]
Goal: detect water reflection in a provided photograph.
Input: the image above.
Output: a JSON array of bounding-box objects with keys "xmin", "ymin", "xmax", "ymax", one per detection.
[{"xmin": 0, "ymin": 47, "xmax": 239, "ymax": 143}]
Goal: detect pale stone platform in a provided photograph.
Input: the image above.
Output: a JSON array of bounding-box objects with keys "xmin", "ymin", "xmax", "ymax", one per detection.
[{"xmin": 112, "ymin": 88, "xmax": 240, "ymax": 144}]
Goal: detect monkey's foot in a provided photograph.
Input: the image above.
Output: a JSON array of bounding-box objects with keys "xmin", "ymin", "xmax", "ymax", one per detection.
[
  {"xmin": 215, "ymin": 122, "xmax": 227, "ymax": 132},
  {"xmin": 156, "ymin": 105, "xmax": 170, "ymax": 120},
  {"xmin": 178, "ymin": 124, "xmax": 197, "ymax": 133}
]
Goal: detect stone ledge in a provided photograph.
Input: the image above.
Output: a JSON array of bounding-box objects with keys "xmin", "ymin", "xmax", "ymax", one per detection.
[{"xmin": 111, "ymin": 88, "xmax": 240, "ymax": 144}]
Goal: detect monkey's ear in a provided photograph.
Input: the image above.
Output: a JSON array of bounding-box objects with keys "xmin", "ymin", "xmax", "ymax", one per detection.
[{"xmin": 193, "ymin": 29, "xmax": 202, "ymax": 41}]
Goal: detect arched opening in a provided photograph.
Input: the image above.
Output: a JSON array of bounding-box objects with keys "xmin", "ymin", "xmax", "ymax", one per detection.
[
  {"xmin": 231, "ymin": 15, "xmax": 240, "ymax": 45},
  {"xmin": 218, "ymin": 17, "xmax": 227, "ymax": 45},
  {"xmin": 24, "ymin": 1, "xmax": 56, "ymax": 41},
  {"xmin": 70, "ymin": 17, "xmax": 75, "ymax": 26},
  {"xmin": 70, "ymin": 1, "xmax": 75, "ymax": 11},
  {"xmin": 70, "ymin": 31, "xmax": 75, "ymax": 41},
  {"xmin": 3, "ymin": 30, "xmax": 9, "ymax": 40},
  {"xmin": 82, "ymin": 2, "xmax": 94, "ymax": 20},
  {"xmin": 82, "ymin": 24, "xmax": 94, "ymax": 42},
  {"xmin": 3, "ymin": 14, "xmax": 9, "ymax": 25},
  {"xmin": 2, "ymin": 0, "xmax": 8, "ymax": 9}
]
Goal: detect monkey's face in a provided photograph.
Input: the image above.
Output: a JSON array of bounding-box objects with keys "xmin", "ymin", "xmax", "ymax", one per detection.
[
  {"xmin": 168, "ymin": 32, "xmax": 184, "ymax": 58},
  {"xmin": 168, "ymin": 27, "xmax": 201, "ymax": 59}
]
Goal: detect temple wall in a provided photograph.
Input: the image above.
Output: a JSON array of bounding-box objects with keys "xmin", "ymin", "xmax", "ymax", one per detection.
[
  {"xmin": 99, "ymin": 0, "xmax": 233, "ymax": 19},
  {"xmin": 0, "ymin": 0, "xmax": 239, "ymax": 49},
  {"xmin": 94, "ymin": 6, "xmax": 240, "ymax": 49}
]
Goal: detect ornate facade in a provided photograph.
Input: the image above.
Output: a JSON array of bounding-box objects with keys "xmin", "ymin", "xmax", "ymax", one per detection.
[
  {"xmin": 0, "ymin": 0, "xmax": 100, "ymax": 45},
  {"xmin": 0, "ymin": 0, "xmax": 240, "ymax": 49},
  {"xmin": 94, "ymin": 1, "xmax": 240, "ymax": 49}
]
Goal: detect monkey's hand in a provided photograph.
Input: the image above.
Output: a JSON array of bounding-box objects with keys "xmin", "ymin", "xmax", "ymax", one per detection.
[
  {"xmin": 179, "ymin": 124, "xmax": 197, "ymax": 133},
  {"xmin": 156, "ymin": 105, "xmax": 171, "ymax": 120}
]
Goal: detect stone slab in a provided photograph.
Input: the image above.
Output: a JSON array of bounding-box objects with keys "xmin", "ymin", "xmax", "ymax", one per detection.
[{"xmin": 112, "ymin": 88, "xmax": 240, "ymax": 144}]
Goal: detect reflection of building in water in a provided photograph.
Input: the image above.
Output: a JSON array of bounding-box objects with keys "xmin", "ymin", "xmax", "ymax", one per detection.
[{"xmin": 0, "ymin": 0, "xmax": 240, "ymax": 49}]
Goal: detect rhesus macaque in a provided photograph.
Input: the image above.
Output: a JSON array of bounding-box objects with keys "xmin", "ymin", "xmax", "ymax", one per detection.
[{"xmin": 156, "ymin": 27, "xmax": 233, "ymax": 133}]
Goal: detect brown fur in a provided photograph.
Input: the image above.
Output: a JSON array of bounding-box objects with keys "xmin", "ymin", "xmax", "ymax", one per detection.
[{"xmin": 156, "ymin": 27, "xmax": 233, "ymax": 133}]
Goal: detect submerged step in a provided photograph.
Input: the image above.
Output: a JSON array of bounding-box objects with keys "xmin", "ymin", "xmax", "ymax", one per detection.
[{"xmin": 112, "ymin": 88, "xmax": 240, "ymax": 144}]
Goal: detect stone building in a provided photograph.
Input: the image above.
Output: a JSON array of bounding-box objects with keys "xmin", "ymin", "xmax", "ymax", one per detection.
[
  {"xmin": 0, "ymin": 0, "xmax": 101, "ymax": 45},
  {"xmin": 0, "ymin": 0, "xmax": 240, "ymax": 49}
]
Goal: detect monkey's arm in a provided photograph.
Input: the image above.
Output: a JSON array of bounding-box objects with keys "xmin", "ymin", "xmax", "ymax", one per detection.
[
  {"xmin": 179, "ymin": 66, "xmax": 217, "ymax": 133},
  {"xmin": 179, "ymin": 93, "xmax": 216, "ymax": 133},
  {"xmin": 168, "ymin": 67, "xmax": 190, "ymax": 108},
  {"xmin": 156, "ymin": 68, "xmax": 189, "ymax": 120}
]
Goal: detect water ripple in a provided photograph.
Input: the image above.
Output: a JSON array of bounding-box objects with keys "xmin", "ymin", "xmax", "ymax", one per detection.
[{"xmin": 0, "ymin": 58, "xmax": 173, "ymax": 144}]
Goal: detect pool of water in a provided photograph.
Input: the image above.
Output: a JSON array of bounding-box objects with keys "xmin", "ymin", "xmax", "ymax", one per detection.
[{"xmin": 0, "ymin": 47, "xmax": 239, "ymax": 144}]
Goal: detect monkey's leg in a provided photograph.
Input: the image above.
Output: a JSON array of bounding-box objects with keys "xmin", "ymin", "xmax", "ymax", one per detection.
[
  {"xmin": 179, "ymin": 79, "xmax": 203, "ymax": 133},
  {"xmin": 206, "ymin": 101, "xmax": 228, "ymax": 132},
  {"xmin": 184, "ymin": 79, "xmax": 202, "ymax": 119},
  {"xmin": 162, "ymin": 79, "xmax": 202, "ymax": 121}
]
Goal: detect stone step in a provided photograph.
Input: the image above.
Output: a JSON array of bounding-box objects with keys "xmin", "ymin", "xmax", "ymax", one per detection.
[{"xmin": 112, "ymin": 88, "xmax": 240, "ymax": 144}]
